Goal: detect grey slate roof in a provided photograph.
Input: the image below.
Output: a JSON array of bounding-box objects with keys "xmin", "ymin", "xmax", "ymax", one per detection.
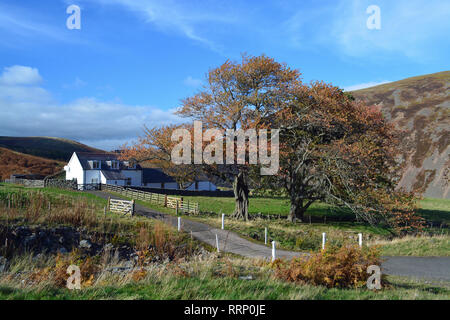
[
  {"xmin": 101, "ymin": 170, "xmax": 127, "ymax": 180},
  {"xmin": 142, "ymin": 168, "xmax": 176, "ymax": 184},
  {"xmin": 74, "ymin": 152, "xmax": 142, "ymax": 170}
]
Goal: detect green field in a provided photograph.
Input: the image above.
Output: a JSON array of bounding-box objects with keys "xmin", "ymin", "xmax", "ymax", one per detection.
[
  {"xmin": 183, "ymin": 195, "xmax": 450, "ymax": 224},
  {"xmin": 417, "ymin": 198, "xmax": 450, "ymax": 225},
  {"xmin": 112, "ymin": 190, "xmax": 450, "ymax": 255},
  {"xmin": 1, "ymin": 273, "xmax": 448, "ymax": 300},
  {"xmin": 1, "ymin": 184, "xmax": 449, "ymax": 300}
]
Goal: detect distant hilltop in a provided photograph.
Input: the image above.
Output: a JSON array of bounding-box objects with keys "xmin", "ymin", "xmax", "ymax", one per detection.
[
  {"xmin": 352, "ymin": 71, "xmax": 450, "ymax": 199},
  {"xmin": 0, "ymin": 136, "xmax": 105, "ymax": 180},
  {"xmin": 0, "ymin": 136, "xmax": 104, "ymax": 162}
]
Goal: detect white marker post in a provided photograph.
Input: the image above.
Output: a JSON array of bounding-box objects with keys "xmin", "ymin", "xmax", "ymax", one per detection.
[
  {"xmin": 216, "ymin": 234, "xmax": 220, "ymax": 253},
  {"xmin": 271, "ymin": 241, "xmax": 276, "ymax": 262},
  {"xmin": 358, "ymin": 233, "xmax": 363, "ymax": 248},
  {"xmin": 322, "ymin": 232, "xmax": 326, "ymax": 250},
  {"xmin": 221, "ymin": 213, "xmax": 225, "ymax": 230},
  {"xmin": 265, "ymin": 228, "xmax": 268, "ymax": 245},
  {"xmin": 177, "ymin": 217, "xmax": 181, "ymax": 232}
]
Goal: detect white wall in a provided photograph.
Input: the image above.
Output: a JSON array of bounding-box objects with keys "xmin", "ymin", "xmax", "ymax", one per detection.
[
  {"xmin": 146, "ymin": 182, "xmax": 162, "ymax": 188},
  {"xmin": 85, "ymin": 170, "xmax": 102, "ymax": 184},
  {"xmin": 107, "ymin": 180, "xmax": 125, "ymax": 186},
  {"xmin": 64, "ymin": 152, "xmax": 143, "ymax": 187},
  {"xmin": 163, "ymin": 182, "xmax": 178, "ymax": 190},
  {"xmin": 121, "ymin": 170, "xmax": 142, "ymax": 186},
  {"xmin": 64, "ymin": 153, "xmax": 84, "ymax": 184},
  {"xmin": 145, "ymin": 182, "xmax": 178, "ymax": 189}
]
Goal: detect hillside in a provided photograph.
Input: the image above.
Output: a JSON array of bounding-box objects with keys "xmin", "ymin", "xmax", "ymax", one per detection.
[
  {"xmin": 352, "ymin": 71, "xmax": 449, "ymax": 198},
  {"xmin": 0, "ymin": 136, "xmax": 104, "ymax": 162},
  {"xmin": 0, "ymin": 147, "xmax": 64, "ymax": 180}
]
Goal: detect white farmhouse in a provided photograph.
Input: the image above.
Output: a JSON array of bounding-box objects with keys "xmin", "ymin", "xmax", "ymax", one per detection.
[
  {"xmin": 64, "ymin": 152, "xmax": 143, "ymax": 188},
  {"xmin": 64, "ymin": 151, "xmax": 218, "ymax": 191}
]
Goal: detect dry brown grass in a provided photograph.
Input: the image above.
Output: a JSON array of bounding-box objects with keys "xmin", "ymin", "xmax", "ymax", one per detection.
[{"xmin": 272, "ymin": 245, "xmax": 382, "ymax": 288}]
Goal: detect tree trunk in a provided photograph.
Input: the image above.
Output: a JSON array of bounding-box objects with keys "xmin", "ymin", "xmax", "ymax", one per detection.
[
  {"xmin": 232, "ymin": 172, "xmax": 249, "ymax": 221},
  {"xmin": 287, "ymin": 198, "xmax": 310, "ymax": 222}
]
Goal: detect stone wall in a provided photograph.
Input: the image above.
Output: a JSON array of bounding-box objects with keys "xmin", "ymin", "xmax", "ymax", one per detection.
[
  {"xmin": 14, "ymin": 179, "xmax": 45, "ymax": 188},
  {"xmin": 44, "ymin": 179, "xmax": 77, "ymax": 190}
]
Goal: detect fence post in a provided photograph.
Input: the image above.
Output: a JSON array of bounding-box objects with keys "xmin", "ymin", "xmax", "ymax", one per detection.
[
  {"xmin": 131, "ymin": 199, "xmax": 135, "ymax": 216},
  {"xmin": 176, "ymin": 200, "xmax": 179, "ymax": 215},
  {"xmin": 272, "ymin": 241, "xmax": 276, "ymax": 262},
  {"xmin": 164, "ymin": 194, "xmax": 167, "ymax": 207},
  {"xmin": 265, "ymin": 227, "xmax": 268, "ymax": 245},
  {"xmin": 322, "ymin": 232, "xmax": 326, "ymax": 250},
  {"xmin": 358, "ymin": 233, "xmax": 363, "ymax": 247},
  {"xmin": 178, "ymin": 217, "xmax": 181, "ymax": 232},
  {"xmin": 107, "ymin": 196, "xmax": 111, "ymax": 211},
  {"xmin": 216, "ymin": 234, "xmax": 220, "ymax": 253},
  {"xmin": 103, "ymin": 206, "xmax": 106, "ymax": 216},
  {"xmin": 221, "ymin": 213, "xmax": 225, "ymax": 230}
]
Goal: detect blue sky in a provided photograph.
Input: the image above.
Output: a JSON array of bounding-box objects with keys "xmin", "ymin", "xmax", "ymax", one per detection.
[{"xmin": 0, "ymin": 0, "xmax": 448, "ymax": 150}]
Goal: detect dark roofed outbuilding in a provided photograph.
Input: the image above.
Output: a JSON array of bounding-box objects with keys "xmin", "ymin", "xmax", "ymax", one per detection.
[{"xmin": 142, "ymin": 168, "xmax": 176, "ymax": 184}]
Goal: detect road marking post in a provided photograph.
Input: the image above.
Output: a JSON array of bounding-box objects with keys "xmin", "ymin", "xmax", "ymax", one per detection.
[
  {"xmin": 216, "ymin": 234, "xmax": 220, "ymax": 253},
  {"xmin": 358, "ymin": 233, "xmax": 363, "ymax": 247},
  {"xmin": 265, "ymin": 227, "xmax": 268, "ymax": 245},
  {"xmin": 178, "ymin": 217, "xmax": 181, "ymax": 232},
  {"xmin": 272, "ymin": 241, "xmax": 276, "ymax": 262},
  {"xmin": 322, "ymin": 232, "xmax": 326, "ymax": 250},
  {"xmin": 221, "ymin": 213, "xmax": 225, "ymax": 230}
]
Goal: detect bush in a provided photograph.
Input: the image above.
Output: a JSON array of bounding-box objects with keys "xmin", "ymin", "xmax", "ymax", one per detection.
[{"xmin": 272, "ymin": 245, "xmax": 382, "ymax": 288}]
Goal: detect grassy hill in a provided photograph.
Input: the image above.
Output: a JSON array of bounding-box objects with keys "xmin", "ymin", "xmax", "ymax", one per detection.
[
  {"xmin": 352, "ymin": 71, "xmax": 449, "ymax": 199},
  {"xmin": 0, "ymin": 147, "xmax": 64, "ymax": 180},
  {"xmin": 0, "ymin": 136, "xmax": 104, "ymax": 162}
]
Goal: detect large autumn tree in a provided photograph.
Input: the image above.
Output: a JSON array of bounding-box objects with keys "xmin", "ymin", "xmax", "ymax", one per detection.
[
  {"xmin": 259, "ymin": 81, "xmax": 423, "ymax": 231},
  {"xmin": 121, "ymin": 54, "xmax": 299, "ymax": 220},
  {"xmin": 175, "ymin": 54, "xmax": 300, "ymax": 220}
]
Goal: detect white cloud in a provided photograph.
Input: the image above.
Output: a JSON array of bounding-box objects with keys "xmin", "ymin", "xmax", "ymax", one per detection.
[
  {"xmin": 0, "ymin": 66, "xmax": 182, "ymax": 150},
  {"xmin": 343, "ymin": 80, "xmax": 391, "ymax": 92},
  {"xmin": 63, "ymin": 77, "xmax": 87, "ymax": 89},
  {"xmin": 284, "ymin": 0, "xmax": 450, "ymax": 61},
  {"xmin": 183, "ymin": 76, "xmax": 203, "ymax": 88},
  {"xmin": 89, "ymin": 0, "xmax": 235, "ymax": 52},
  {"xmin": 0, "ymin": 65, "xmax": 43, "ymax": 86}
]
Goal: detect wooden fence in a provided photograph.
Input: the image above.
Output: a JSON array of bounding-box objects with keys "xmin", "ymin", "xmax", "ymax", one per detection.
[
  {"xmin": 108, "ymin": 198, "xmax": 134, "ymax": 216},
  {"xmin": 102, "ymin": 184, "xmax": 199, "ymax": 214}
]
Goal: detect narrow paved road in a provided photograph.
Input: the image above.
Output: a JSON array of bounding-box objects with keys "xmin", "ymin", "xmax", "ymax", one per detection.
[{"xmin": 91, "ymin": 191, "xmax": 450, "ymax": 281}]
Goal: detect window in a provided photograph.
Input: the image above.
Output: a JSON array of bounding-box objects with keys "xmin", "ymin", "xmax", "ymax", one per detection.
[
  {"xmin": 111, "ymin": 161, "xmax": 119, "ymax": 169},
  {"xmin": 195, "ymin": 181, "xmax": 199, "ymax": 190},
  {"xmin": 161, "ymin": 182, "xmax": 165, "ymax": 189},
  {"xmin": 92, "ymin": 161, "xmax": 100, "ymax": 169},
  {"xmin": 126, "ymin": 178, "xmax": 132, "ymax": 186}
]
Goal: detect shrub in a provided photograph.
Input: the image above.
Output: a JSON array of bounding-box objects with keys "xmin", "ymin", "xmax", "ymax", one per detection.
[
  {"xmin": 272, "ymin": 245, "xmax": 382, "ymax": 288},
  {"xmin": 52, "ymin": 250, "xmax": 100, "ymax": 288}
]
